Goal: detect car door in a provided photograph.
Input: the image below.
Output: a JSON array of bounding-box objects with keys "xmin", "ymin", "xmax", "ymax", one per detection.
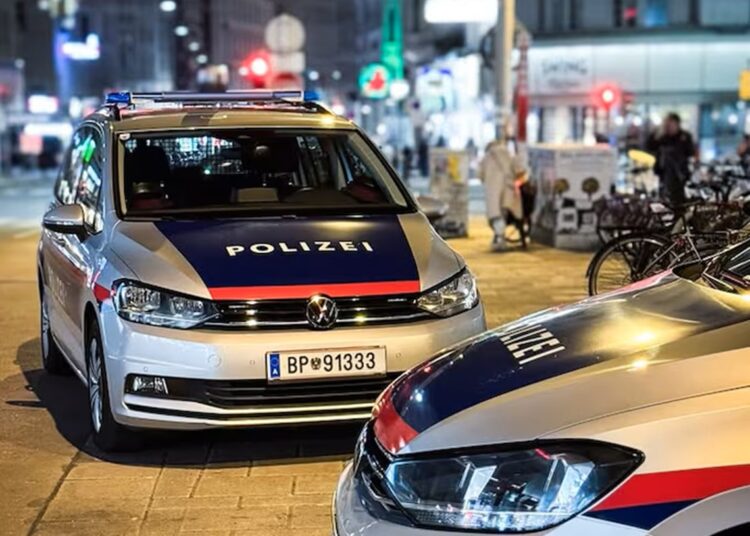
[
  {"xmin": 42, "ymin": 125, "xmax": 104, "ymax": 368},
  {"xmin": 67, "ymin": 124, "xmax": 106, "ymax": 357}
]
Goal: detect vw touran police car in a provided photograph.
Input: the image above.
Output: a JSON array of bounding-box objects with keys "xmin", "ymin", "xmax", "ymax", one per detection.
[
  {"xmin": 335, "ymin": 242, "xmax": 750, "ymax": 535},
  {"xmin": 37, "ymin": 91, "xmax": 485, "ymax": 451}
]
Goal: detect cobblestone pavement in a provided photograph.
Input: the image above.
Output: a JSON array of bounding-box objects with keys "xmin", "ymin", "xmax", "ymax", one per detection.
[{"xmin": 0, "ymin": 219, "xmax": 590, "ymax": 536}]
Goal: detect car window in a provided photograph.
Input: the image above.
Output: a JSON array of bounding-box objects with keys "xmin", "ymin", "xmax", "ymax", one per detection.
[
  {"xmin": 118, "ymin": 129, "xmax": 411, "ymax": 217},
  {"xmin": 55, "ymin": 129, "xmax": 87, "ymax": 205},
  {"xmin": 74, "ymin": 128, "xmax": 104, "ymax": 232}
]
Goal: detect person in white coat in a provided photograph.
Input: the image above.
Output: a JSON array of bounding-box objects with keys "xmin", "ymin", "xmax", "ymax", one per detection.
[{"xmin": 479, "ymin": 140, "xmax": 526, "ymax": 251}]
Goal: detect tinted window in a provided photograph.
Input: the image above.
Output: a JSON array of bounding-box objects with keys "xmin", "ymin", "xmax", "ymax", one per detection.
[
  {"xmin": 118, "ymin": 129, "xmax": 410, "ymax": 217},
  {"xmin": 55, "ymin": 130, "xmax": 86, "ymax": 205},
  {"xmin": 75, "ymin": 128, "xmax": 104, "ymax": 232}
]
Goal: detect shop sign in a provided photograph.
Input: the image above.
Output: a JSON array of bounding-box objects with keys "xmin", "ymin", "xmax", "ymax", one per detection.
[
  {"xmin": 530, "ymin": 47, "xmax": 593, "ymax": 95},
  {"xmin": 359, "ymin": 63, "xmax": 391, "ymax": 99},
  {"xmin": 381, "ymin": 0, "xmax": 404, "ymax": 79}
]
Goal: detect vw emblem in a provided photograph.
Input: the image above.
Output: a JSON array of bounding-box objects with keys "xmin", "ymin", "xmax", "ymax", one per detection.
[{"xmin": 306, "ymin": 294, "xmax": 338, "ymax": 330}]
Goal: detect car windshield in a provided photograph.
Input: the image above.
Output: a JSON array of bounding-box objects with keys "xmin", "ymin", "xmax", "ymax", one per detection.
[{"xmin": 117, "ymin": 129, "xmax": 411, "ymax": 217}]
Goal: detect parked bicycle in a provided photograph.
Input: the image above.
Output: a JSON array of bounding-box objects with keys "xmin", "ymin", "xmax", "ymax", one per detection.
[{"xmin": 587, "ymin": 163, "xmax": 750, "ymax": 296}]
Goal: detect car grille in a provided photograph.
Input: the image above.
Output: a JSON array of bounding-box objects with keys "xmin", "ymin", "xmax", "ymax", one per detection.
[
  {"xmin": 135, "ymin": 374, "xmax": 401, "ymax": 410},
  {"xmin": 203, "ymin": 295, "xmax": 431, "ymax": 330}
]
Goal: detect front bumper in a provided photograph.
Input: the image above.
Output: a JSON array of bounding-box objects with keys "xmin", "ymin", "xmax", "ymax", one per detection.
[{"xmin": 99, "ymin": 301, "xmax": 485, "ymax": 430}]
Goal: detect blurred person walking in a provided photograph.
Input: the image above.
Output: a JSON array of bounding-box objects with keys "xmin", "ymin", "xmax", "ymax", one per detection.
[
  {"xmin": 479, "ymin": 140, "xmax": 526, "ymax": 251},
  {"xmin": 646, "ymin": 112, "xmax": 697, "ymax": 208}
]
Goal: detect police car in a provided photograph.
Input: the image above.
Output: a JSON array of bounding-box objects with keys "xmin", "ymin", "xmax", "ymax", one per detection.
[
  {"xmin": 37, "ymin": 91, "xmax": 485, "ymax": 451},
  {"xmin": 334, "ymin": 243, "xmax": 750, "ymax": 535}
]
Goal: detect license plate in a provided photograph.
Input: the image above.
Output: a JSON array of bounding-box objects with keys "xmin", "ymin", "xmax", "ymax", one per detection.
[{"xmin": 266, "ymin": 347, "xmax": 386, "ymax": 382}]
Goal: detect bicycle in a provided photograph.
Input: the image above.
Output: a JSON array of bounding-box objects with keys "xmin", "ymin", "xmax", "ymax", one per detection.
[{"xmin": 587, "ymin": 171, "xmax": 750, "ymax": 296}]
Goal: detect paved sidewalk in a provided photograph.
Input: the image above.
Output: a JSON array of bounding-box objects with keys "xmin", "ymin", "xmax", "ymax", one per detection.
[{"xmin": 0, "ymin": 218, "xmax": 591, "ymax": 536}]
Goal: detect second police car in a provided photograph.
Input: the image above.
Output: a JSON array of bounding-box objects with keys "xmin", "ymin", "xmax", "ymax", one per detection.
[
  {"xmin": 37, "ymin": 91, "xmax": 486, "ymax": 451},
  {"xmin": 334, "ymin": 241, "xmax": 750, "ymax": 535}
]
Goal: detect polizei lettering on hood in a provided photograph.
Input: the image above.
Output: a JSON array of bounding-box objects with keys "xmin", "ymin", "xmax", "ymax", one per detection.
[{"xmin": 225, "ymin": 241, "xmax": 375, "ymax": 256}]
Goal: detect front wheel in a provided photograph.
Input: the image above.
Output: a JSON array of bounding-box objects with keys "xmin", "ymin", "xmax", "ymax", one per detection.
[
  {"xmin": 587, "ymin": 234, "xmax": 676, "ymax": 296},
  {"xmin": 86, "ymin": 320, "xmax": 140, "ymax": 452}
]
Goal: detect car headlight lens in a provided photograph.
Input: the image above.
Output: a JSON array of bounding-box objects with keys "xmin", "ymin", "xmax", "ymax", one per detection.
[
  {"xmin": 417, "ymin": 270, "xmax": 478, "ymax": 317},
  {"xmin": 114, "ymin": 281, "xmax": 217, "ymax": 329},
  {"xmin": 383, "ymin": 443, "xmax": 642, "ymax": 533}
]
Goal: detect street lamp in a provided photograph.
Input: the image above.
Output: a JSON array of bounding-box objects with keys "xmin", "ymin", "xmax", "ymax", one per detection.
[
  {"xmin": 174, "ymin": 25, "xmax": 189, "ymax": 37},
  {"xmin": 188, "ymin": 41, "xmax": 201, "ymax": 52},
  {"xmin": 159, "ymin": 1, "xmax": 177, "ymax": 13}
]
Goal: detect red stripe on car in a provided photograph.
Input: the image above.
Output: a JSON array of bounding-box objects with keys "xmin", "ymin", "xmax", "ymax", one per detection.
[
  {"xmin": 372, "ymin": 391, "xmax": 418, "ymax": 454},
  {"xmin": 591, "ymin": 464, "xmax": 750, "ymax": 511},
  {"xmin": 208, "ymin": 280, "xmax": 421, "ymax": 301},
  {"xmin": 93, "ymin": 282, "xmax": 112, "ymax": 302}
]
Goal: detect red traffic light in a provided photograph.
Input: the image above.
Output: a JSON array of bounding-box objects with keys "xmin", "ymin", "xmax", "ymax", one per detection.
[
  {"xmin": 594, "ymin": 84, "xmax": 621, "ymax": 110},
  {"xmin": 249, "ymin": 56, "xmax": 269, "ymax": 77},
  {"xmin": 241, "ymin": 50, "xmax": 271, "ymax": 88}
]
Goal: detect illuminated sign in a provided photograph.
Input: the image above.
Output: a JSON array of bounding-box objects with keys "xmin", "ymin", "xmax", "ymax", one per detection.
[
  {"xmin": 359, "ymin": 63, "xmax": 391, "ymax": 99},
  {"xmin": 381, "ymin": 0, "xmax": 404, "ymax": 79},
  {"xmin": 28, "ymin": 95, "xmax": 59, "ymax": 114},
  {"xmin": 61, "ymin": 33, "xmax": 100, "ymax": 61}
]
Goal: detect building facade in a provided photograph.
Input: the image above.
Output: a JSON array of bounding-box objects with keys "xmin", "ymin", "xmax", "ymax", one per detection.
[{"xmin": 518, "ymin": 0, "xmax": 750, "ymax": 157}]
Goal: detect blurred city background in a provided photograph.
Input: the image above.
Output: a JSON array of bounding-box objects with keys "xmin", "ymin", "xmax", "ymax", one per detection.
[{"xmin": 0, "ymin": 0, "xmax": 750, "ymax": 227}]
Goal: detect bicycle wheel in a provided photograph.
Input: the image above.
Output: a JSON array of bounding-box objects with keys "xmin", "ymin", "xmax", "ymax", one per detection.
[{"xmin": 587, "ymin": 233, "xmax": 676, "ymax": 296}]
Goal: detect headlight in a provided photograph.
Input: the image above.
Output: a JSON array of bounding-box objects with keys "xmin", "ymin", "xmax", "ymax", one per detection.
[
  {"xmin": 417, "ymin": 270, "xmax": 478, "ymax": 317},
  {"xmin": 114, "ymin": 281, "xmax": 217, "ymax": 329},
  {"xmin": 383, "ymin": 442, "xmax": 642, "ymax": 533}
]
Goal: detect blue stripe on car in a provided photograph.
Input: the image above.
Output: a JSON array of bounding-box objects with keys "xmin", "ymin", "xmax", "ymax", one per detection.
[
  {"xmin": 584, "ymin": 500, "xmax": 696, "ymax": 530},
  {"xmin": 390, "ymin": 330, "xmax": 605, "ymax": 433},
  {"xmin": 155, "ymin": 215, "xmax": 418, "ymax": 288}
]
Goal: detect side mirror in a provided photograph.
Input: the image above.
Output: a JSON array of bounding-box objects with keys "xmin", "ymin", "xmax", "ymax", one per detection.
[{"xmin": 42, "ymin": 205, "xmax": 86, "ymax": 238}]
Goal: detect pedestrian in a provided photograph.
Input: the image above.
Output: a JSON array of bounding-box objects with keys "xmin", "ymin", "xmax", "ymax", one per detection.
[
  {"xmin": 479, "ymin": 140, "xmax": 526, "ymax": 251},
  {"xmin": 737, "ymin": 134, "xmax": 750, "ymax": 160},
  {"xmin": 417, "ymin": 138, "xmax": 429, "ymax": 177},
  {"xmin": 402, "ymin": 145, "xmax": 413, "ymax": 180},
  {"xmin": 645, "ymin": 112, "xmax": 697, "ymax": 208}
]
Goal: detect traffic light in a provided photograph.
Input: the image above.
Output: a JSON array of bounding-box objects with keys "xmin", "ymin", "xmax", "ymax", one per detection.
[
  {"xmin": 593, "ymin": 84, "xmax": 621, "ymax": 111},
  {"xmin": 241, "ymin": 50, "xmax": 271, "ymax": 88}
]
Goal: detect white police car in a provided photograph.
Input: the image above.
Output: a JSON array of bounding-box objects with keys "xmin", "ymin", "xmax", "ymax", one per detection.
[
  {"xmin": 334, "ymin": 242, "xmax": 750, "ymax": 535},
  {"xmin": 37, "ymin": 91, "xmax": 485, "ymax": 451}
]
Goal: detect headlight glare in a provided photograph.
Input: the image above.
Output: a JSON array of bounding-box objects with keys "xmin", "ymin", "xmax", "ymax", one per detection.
[
  {"xmin": 417, "ymin": 270, "xmax": 478, "ymax": 317},
  {"xmin": 383, "ymin": 443, "xmax": 641, "ymax": 532},
  {"xmin": 114, "ymin": 281, "xmax": 217, "ymax": 329}
]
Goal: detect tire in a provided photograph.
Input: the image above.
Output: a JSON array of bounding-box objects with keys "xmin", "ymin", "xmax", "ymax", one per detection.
[
  {"xmin": 40, "ymin": 288, "xmax": 70, "ymax": 375},
  {"xmin": 86, "ymin": 319, "xmax": 140, "ymax": 452},
  {"xmin": 587, "ymin": 233, "xmax": 676, "ymax": 296}
]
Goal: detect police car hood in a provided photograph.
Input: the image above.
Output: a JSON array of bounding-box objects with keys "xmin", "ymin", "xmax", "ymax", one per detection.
[
  {"xmin": 109, "ymin": 212, "xmax": 461, "ymax": 300},
  {"xmin": 375, "ymin": 272, "xmax": 750, "ymax": 455}
]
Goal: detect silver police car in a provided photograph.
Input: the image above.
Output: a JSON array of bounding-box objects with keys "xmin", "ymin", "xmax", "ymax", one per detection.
[
  {"xmin": 37, "ymin": 91, "xmax": 485, "ymax": 451},
  {"xmin": 334, "ymin": 244, "xmax": 750, "ymax": 536}
]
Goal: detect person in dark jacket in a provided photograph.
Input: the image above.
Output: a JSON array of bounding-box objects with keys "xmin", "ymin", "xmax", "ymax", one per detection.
[{"xmin": 646, "ymin": 112, "xmax": 697, "ymax": 208}]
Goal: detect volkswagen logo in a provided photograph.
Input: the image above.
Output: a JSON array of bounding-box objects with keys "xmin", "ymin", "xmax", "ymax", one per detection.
[{"xmin": 306, "ymin": 294, "xmax": 338, "ymax": 330}]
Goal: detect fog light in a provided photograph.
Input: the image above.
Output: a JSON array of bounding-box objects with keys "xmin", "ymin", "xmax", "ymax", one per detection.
[{"xmin": 130, "ymin": 375, "xmax": 169, "ymax": 395}]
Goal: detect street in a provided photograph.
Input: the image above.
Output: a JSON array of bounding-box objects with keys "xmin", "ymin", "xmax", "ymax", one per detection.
[{"xmin": 0, "ymin": 217, "xmax": 589, "ymax": 536}]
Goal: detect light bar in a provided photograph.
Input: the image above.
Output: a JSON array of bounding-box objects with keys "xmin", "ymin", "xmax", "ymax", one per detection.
[{"xmin": 105, "ymin": 90, "xmax": 320, "ymax": 106}]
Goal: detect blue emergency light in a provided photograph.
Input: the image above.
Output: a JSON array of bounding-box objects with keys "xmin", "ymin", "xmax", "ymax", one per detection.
[{"xmin": 105, "ymin": 90, "xmax": 319, "ymax": 106}]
